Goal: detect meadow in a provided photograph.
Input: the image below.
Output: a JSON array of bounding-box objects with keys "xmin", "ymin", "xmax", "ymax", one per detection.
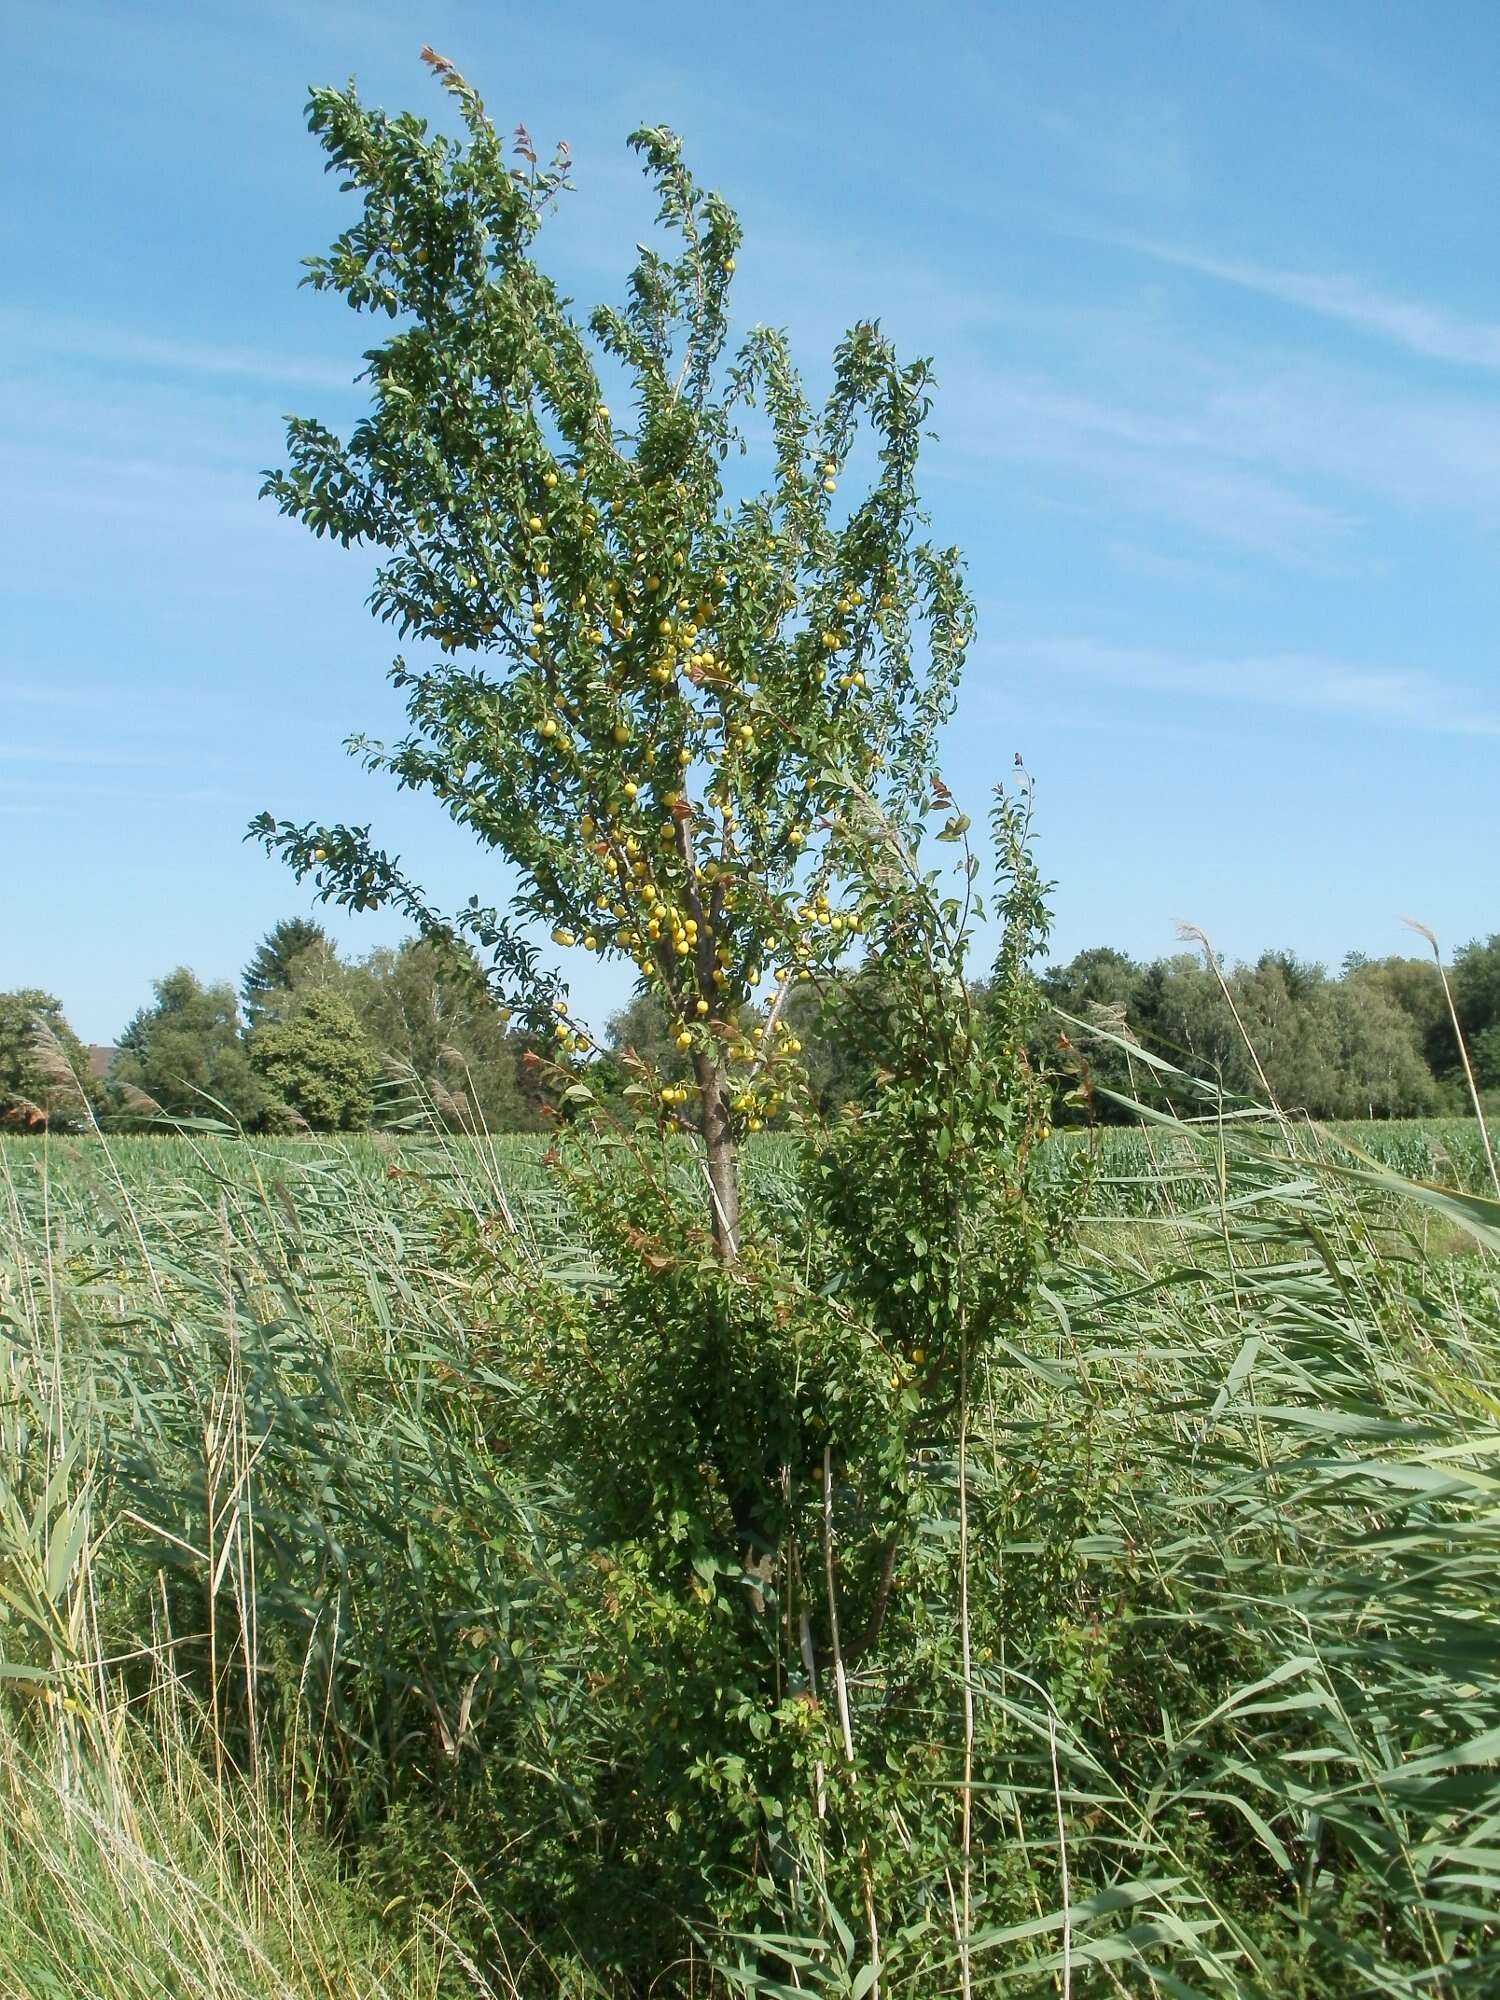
[{"xmin": 2, "ymin": 1106, "xmax": 1499, "ymax": 1996}]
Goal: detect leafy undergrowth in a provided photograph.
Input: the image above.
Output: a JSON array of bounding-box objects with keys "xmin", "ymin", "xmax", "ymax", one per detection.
[{"xmin": 2, "ymin": 1107, "xmax": 1499, "ymax": 1994}]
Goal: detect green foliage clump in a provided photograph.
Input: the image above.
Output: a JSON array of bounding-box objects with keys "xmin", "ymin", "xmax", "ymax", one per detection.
[
  {"xmin": 249, "ymin": 986, "xmax": 381, "ymax": 1131},
  {"xmin": 7, "ymin": 1080, "xmax": 1500, "ymax": 1994}
]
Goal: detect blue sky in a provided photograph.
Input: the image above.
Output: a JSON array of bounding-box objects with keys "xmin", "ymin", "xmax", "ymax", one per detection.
[{"xmin": 5, "ymin": 0, "xmax": 1498, "ymax": 1042}]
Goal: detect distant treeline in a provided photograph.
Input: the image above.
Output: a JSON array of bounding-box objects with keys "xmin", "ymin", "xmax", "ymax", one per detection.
[
  {"xmin": 4, "ymin": 920, "xmax": 1498, "ymax": 1134},
  {"xmin": 1037, "ymin": 941, "xmax": 1499, "ymax": 1123}
]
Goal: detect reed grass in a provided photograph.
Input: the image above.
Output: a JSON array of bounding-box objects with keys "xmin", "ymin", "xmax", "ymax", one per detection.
[{"xmin": 2, "ymin": 1101, "xmax": 1498, "ymax": 1993}]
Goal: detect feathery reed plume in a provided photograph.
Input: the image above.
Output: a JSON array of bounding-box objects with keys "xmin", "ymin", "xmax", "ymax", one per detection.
[
  {"xmin": 115, "ymin": 1082, "xmax": 163, "ymax": 1118},
  {"xmin": 430, "ymin": 1080, "xmax": 465, "ymax": 1124},
  {"xmin": 28, "ymin": 1017, "xmax": 90, "ymax": 1115}
]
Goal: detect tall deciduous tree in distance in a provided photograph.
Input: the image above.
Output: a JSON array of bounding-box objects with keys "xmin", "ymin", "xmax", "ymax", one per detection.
[
  {"xmin": 342, "ymin": 937, "xmax": 545, "ymax": 1130},
  {"xmin": 252, "ymin": 49, "xmax": 971, "ymax": 1259},
  {"xmin": 1453, "ymin": 934, "xmax": 1500, "ymax": 1088},
  {"xmin": 114, "ymin": 970, "xmax": 263, "ymax": 1126}
]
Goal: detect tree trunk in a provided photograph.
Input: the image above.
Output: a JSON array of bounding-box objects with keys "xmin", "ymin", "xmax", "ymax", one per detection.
[{"xmin": 697, "ymin": 1054, "xmax": 740, "ymax": 1263}]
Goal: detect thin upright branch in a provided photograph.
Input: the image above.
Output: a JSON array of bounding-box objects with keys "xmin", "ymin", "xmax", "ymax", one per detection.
[
  {"xmin": 823, "ymin": 1446, "xmax": 879, "ymax": 1999},
  {"xmin": 1405, "ymin": 918, "xmax": 1500, "ymax": 1199},
  {"xmin": 1049, "ymin": 1712, "xmax": 1072, "ymax": 2000},
  {"xmin": 957, "ymin": 1328, "xmax": 975, "ymax": 2000}
]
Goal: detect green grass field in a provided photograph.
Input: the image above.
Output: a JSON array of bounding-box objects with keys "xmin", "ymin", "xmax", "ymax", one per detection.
[{"xmin": 2, "ymin": 1113, "xmax": 1499, "ymax": 1995}]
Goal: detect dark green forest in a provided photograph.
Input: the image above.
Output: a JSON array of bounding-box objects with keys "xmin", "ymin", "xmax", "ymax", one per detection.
[{"xmin": 5, "ymin": 918, "xmax": 1498, "ymax": 1134}]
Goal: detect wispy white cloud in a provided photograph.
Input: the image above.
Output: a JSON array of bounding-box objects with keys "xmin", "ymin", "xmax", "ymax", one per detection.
[
  {"xmin": 0, "ymin": 744, "xmax": 224, "ymax": 769},
  {"xmin": 1224, "ymin": 0, "xmax": 1500, "ymax": 166},
  {"xmin": 1028, "ymin": 98, "xmax": 1192, "ymax": 206},
  {"xmin": 0, "ymin": 311, "xmax": 356, "ymax": 390},
  {"xmin": 923, "ymin": 296, "xmax": 1500, "ymax": 575},
  {"xmin": 943, "ymin": 370, "xmax": 1353, "ymax": 561},
  {"xmin": 1105, "ymin": 237, "xmax": 1500, "ymax": 369},
  {"xmin": 0, "ymin": 683, "xmax": 100, "ymax": 709},
  {"xmin": 1194, "ymin": 367, "xmax": 1500, "ymax": 510},
  {"xmin": 1, "ymin": 775, "xmax": 222, "ymax": 805},
  {"xmin": 986, "ymin": 636, "xmax": 1500, "ymax": 737}
]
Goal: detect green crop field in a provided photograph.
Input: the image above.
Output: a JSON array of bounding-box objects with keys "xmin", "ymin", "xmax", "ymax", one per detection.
[{"xmin": 4, "ymin": 1113, "xmax": 1492, "ymax": 1243}]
